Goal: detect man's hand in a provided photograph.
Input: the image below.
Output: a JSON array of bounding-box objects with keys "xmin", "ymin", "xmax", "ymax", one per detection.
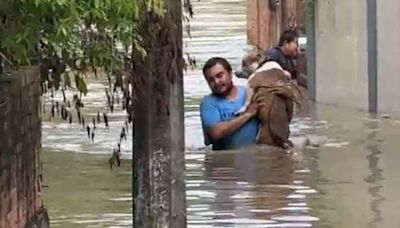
[
  {"xmin": 208, "ymin": 94, "xmax": 265, "ymax": 141},
  {"xmin": 243, "ymin": 102, "xmax": 258, "ymax": 117},
  {"xmin": 245, "ymin": 92, "xmax": 268, "ymax": 117},
  {"xmin": 266, "ymin": 84, "xmax": 294, "ymax": 99}
]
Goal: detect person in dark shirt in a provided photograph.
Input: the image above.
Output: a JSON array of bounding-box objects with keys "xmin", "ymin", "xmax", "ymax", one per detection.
[{"xmin": 264, "ymin": 30, "xmax": 307, "ymax": 88}]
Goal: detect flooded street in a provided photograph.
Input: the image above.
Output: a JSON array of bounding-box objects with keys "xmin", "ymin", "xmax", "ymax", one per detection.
[{"xmin": 41, "ymin": 0, "xmax": 400, "ymax": 227}]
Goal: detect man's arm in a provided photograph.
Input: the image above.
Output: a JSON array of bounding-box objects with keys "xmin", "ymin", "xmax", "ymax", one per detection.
[
  {"xmin": 200, "ymin": 99, "xmax": 259, "ymax": 142},
  {"xmin": 208, "ymin": 112, "xmax": 254, "ymax": 141}
]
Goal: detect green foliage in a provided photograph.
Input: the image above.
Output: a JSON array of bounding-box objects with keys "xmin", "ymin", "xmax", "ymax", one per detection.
[{"xmin": 0, "ymin": 0, "xmax": 165, "ymax": 94}]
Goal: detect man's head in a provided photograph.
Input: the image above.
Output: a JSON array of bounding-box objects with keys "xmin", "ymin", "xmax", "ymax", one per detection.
[
  {"xmin": 202, "ymin": 57, "xmax": 234, "ymax": 97},
  {"xmin": 278, "ymin": 30, "xmax": 299, "ymax": 57}
]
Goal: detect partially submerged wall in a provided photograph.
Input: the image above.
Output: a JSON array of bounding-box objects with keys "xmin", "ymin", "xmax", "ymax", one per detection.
[
  {"xmin": 377, "ymin": 1, "xmax": 400, "ymax": 116},
  {"xmin": 312, "ymin": 0, "xmax": 400, "ymax": 117},
  {"xmin": 314, "ymin": 1, "xmax": 369, "ymax": 110}
]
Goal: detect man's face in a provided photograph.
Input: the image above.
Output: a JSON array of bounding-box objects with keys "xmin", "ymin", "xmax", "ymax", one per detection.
[
  {"xmin": 204, "ymin": 63, "xmax": 233, "ymax": 96},
  {"xmin": 284, "ymin": 38, "xmax": 299, "ymax": 57}
]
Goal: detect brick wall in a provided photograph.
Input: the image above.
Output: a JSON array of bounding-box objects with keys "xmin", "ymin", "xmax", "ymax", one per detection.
[{"xmin": 0, "ymin": 67, "xmax": 49, "ymax": 228}]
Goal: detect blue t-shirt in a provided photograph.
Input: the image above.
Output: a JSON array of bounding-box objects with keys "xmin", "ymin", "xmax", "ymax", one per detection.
[{"xmin": 200, "ymin": 86, "xmax": 259, "ymax": 150}]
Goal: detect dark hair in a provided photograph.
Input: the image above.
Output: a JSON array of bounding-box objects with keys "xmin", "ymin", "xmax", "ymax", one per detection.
[
  {"xmin": 278, "ymin": 30, "xmax": 299, "ymax": 46},
  {"xmin": 202, "ymin": 57, "xmax": 232, "ymax": 77}
]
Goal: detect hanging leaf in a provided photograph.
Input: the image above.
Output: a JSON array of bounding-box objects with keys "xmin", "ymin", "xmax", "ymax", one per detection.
[
  {"xmin": 64, "ymin": 73, "xmax": 71, "ymax": 88},
  {"xmin": 114, "ymin": 69, "xmax": 123, "ymax": 88},
  {"xmin": 52, "ymin": 71, "xmax": 61, "ymax": 90},
  {"xmin": 62, "ymin": 48, "xmax": 69, "ymax": 62},
  {"xmin": 75, "ymin": 74, "xmax": 88, "ymax": 95}
]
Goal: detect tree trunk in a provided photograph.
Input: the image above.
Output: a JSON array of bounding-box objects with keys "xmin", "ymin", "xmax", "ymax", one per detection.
[{"xmin": 132, "ymin": 0, "xmax": 186, "ymax": 227}]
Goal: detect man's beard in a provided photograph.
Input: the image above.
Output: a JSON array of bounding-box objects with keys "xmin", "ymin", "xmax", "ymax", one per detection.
[{"xmin": 213, "ymin": 82, "xmax": 233, "ymax": 97}]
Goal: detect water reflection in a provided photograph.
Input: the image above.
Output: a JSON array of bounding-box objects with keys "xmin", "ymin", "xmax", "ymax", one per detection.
[
  {"xmin": 42, "ymin": 151, "xmax": 132, "ymax": 227},
  {"xmin": 185, "ymin": 146, "xmax": 319, "ymax": 227},
  {"xmin": 306, "ymin": 104, "xmax": 400, "ymax": 228},
  {"xmin": 364, "ymin": 117, "xmax": 385, "ymax": 228}
]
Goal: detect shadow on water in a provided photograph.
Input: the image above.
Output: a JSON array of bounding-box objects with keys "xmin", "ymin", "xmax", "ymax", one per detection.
[{"xmin": 41, "ymin": 0, "xmax": 400, "ymax": 227}]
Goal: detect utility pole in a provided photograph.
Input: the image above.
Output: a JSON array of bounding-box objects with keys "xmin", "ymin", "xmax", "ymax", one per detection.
[{"xmin": 132, "ymin": 0, "xmax": 187, "ymax": 227}]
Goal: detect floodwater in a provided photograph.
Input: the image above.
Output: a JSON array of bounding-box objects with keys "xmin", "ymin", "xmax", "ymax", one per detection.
[{"xmin": 41, "ymin": 0, "xmax": 400, "ymax": 227}]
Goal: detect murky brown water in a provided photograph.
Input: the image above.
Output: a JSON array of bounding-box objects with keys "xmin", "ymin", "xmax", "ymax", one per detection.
[{"xmin": 41, "ymin": 0, "xmax": 400, "ymax": 227}]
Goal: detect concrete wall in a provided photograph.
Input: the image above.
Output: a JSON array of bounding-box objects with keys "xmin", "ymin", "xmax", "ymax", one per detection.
[
  {"xmin": 377, "ymin": 1, "xmax": 400, "ymax": 116},
  {"xmin": 313, "ymin": 0, "xmax": 400, "ymax": 116},
  {"xmin": 314, "ymin": 1, "xmax": 369, "ymax": 110},
  {"xmin": 247, "ymin": 0, "xmax": 400, "ymax": 116},
  {"xmin": 0, "ymin": 67, "xmax": 49, "ymax": 228}
]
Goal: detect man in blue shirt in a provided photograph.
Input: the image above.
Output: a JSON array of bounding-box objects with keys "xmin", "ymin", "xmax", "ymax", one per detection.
[
  {"xmin": 200, "ymin": 57, "xmax": 293, "ymax": 150},
  {"xmin": 200, "ymin": 57, "xmax": 261, "ymax": 150}
]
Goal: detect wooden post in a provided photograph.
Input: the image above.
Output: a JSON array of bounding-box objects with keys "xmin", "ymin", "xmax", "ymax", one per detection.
[
  {"xmin": 258, "ymin": 0, "xmax": 280, "ymax": 49},
  {"xmin": 247, "ymin": 0, "xmax": 259, "ymax": 46},
  {"xmin": 247, "ymin": 0, "xmax": 307, "ymax": 49},
  {"xmin": 281, "ymin": 0, "xmax": 305, "ymax": 32},
  {"xmin": 281, "ymin": 0, "xmax": 295, "ymax": 30},
  {"xmin": 247, "ymin": 0, "xmax": 278, "ymax": 49},
  {"xmin": 297, "ymin": 0, "xmax": 305, "ymax": 33},
  {"xmin": 132, "ymin": 0, "xmax": 186, "ymax": 227}
]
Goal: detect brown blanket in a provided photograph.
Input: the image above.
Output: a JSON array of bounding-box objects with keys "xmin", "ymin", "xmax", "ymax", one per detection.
[{"xmin": 249, "ymin": 69, "xmax": 305, "ymax": 148}]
